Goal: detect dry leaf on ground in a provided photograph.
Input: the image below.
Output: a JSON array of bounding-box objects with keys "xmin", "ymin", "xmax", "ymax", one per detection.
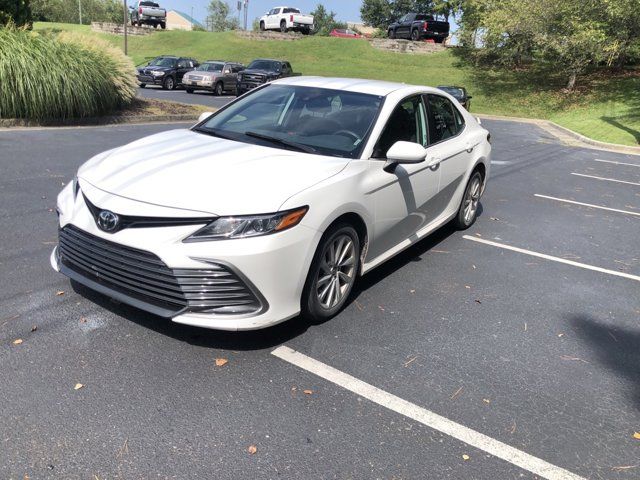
[
  {"xmin": 633, "ymin": 432, "xmax": 640, "ymax": 440},
  {"xmin": 303, "ymin": 389, "xmax": 313, "ymax": 395},
  {"xmin": 248, "ymin": 445, "xmax": 257, "ymax": 454},
  {"xmin": 31, "ymin": 326, "xmax": 37, "ymax": 332},
  {"xmin": 12, "ymin": 339, "xmax": 23, "ymax": 345},
  {"xmin": 55, "ymin": 291, "xmax": 65, "ymax": 296},
  {"xmin": 462, "ymin": 454, "xmax": 470, "ymax": 461},
  {"xmin": 215, "ymin": 358, "xmax": 228, "ymax": 367},
  {"xmin": 74, "ymin": 383, "xmax": 84, "ymax": 390}
]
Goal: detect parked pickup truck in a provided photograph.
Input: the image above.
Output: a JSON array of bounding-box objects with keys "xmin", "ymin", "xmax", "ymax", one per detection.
[
  {"xmin": 130, "ymin": 1, "xmax": 166, "ymax": 29},
  {"xmin": 236, "ymin": 59, "xmax": 296, "ymax": 96},
  {"xmin": 259, "ymin": 7, "xmax": 313, "ymax": 34},
  {"xmin": 388, "ymin": 13, "xmax": 449, "ymax": 43}
]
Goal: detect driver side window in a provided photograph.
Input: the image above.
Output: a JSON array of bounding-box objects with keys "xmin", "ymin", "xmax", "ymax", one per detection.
[
  {"xmin": 177, "ymin": 59, "xmax": 188, "ymax": 69},
  {"xmin": 373, "ymin": 96, "xmax": 428, "ymax": 159}
]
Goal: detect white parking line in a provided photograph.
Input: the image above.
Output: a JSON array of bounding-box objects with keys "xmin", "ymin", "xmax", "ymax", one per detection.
[
  {"xmin": 534, "ymin": 194, "xmax": 640, "ymax": 217},
  {"xmin": 463, "ymin": 236, "xmax": 640, "ymax": 282},
  {"xmin": 595, "ymin": 159, "xmax": 640, "ymax": 168},
  {"xmin": 272, "ymin": 346, "xmax": 586, "ymax": 480},
  {"xmin": 571, "ymin": 172, "xmax": 640, "ymax": 186}
]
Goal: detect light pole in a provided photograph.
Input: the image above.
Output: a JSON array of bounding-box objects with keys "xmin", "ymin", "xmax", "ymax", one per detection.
[
  {"xmin": 123, "ymin": 0, "xmax": 128, "ymax": 55},
  {"xmin": 78, "ymin": 0, "xmax": 82, "ymax": 24}
]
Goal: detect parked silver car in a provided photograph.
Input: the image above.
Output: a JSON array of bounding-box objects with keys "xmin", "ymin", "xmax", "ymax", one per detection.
[{"xmin": 181, "ymin": 61, "xmax": 245, "ymax": 96}]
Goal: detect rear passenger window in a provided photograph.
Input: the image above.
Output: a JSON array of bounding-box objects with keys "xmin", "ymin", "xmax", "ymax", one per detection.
[{"xmin": 426, "ymin": 95, "xmax": 462, "ymax": 144}]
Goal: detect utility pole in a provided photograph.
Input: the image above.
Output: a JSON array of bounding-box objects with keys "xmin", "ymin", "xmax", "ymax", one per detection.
[
  {"xmin": 191, "ymin": 6, "xmax": 194, "ymax": 30},
  {"xmin": 243, "ymin": 0, "xmax": 249, "ymax": 30},
  {"xmin": 78, "ymin": 0, "xmax": 82, "ymax": 24},
  {"xmin": 123, "ymin": 0, "xmax": 128, "ymax": 55}
]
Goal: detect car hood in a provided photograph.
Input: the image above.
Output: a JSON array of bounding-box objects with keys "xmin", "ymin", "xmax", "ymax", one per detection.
[
  {"xmin": 242, "ymin": 68, "xmax": 277, "ymax": 76},
  {"xmin": 78, "ymin": 129, "xmax": 349, "ymax": 216},
  {"xmin": 138, "ymin": 65, "xmax": 172, "ymax": 73}
]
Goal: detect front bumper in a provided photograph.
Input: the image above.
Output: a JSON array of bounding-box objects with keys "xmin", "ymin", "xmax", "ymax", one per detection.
[
  {"xmin": 137, "ymin": 74, "xmax": 164, "ymax": 85},
  {"xmin": 181, "ymin": 78, "xmax": 215, "ymax": 90},
  {"xmin": 52, "ymin": 182, "xmax": 322, "ymax": 331}
]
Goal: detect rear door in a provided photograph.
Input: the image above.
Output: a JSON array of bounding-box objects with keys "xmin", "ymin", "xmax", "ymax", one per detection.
[
  {"xmin": 176, "ymin": 58, "xmax": 191, "ymax": 82},
  {"xmin": 424, "ymin": 94, "xmax": 472, "ymax": 215}
]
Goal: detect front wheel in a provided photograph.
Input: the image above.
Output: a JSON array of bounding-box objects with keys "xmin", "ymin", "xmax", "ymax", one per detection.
[
  {"xmin": 139, "ymin": 83, "xmax": 146, "ymax": 88},
  {"xmin": 160, "ymin": 23, "xmax": 166, "ymax": 29},
  {"xmin": 411, "ymin": 29, "xmax": 420, "ymax": 41},
  {"xmin": 162, "ymin": 76, "xmax": 175, "ymax": 90},
  {"xmin": 214, "ymin": 82, "xmax": 224, "ymax": 96},
  {"xmin": 280, "ymin": 21, "xmax": 287, "ymax": 33},
  {"xmin": 301, "ymin": 224, "xmax": 360, "ymax": 322},
  {"xmin": 186, "ymin": 88, "xmax": 194, "ymax": 94},
  {"xmin": 453, "ymin": 171, "xmax": 483, "ymax": 229}
]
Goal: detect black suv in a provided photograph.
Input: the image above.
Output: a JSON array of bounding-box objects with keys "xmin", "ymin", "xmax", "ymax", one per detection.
[
  {"xmin": 236, "ymin": 59, "xmax": 295, "ymax": 96},
  {"xmin": 137, "ymin": 56, "xmax": 199, "ymax": 90}
]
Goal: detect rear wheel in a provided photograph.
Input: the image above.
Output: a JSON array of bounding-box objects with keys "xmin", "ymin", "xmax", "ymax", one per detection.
[
  {"xmin": 214, "ymin": 82, "xmax": 224, "ymax": 96},
  {"xmin": 301, "ymin": 224, "xmax": 360, "ymax": 322},
  {"xmin": 160, "ymin": 22, "xmax": 166, "ymax": 29},
  {"xmin": 411, "ymin": 29, "xmax": 420, "ymax": 41},
  {"xmin": 260, "ymin": 21, "xmax": 265, "ymax": 31},
  {"xmin": 453, "ymin": 171, "xmax": 483, "ymax": 229},
  {"xmin": 280, "ymin": 20, "xmax": 287, "ymax": 33},
  {"xmin": 162, "ymin": 76, "xmax": 175, "ymax": 90},
  {"xmin": 186, "ymin": 88, "xmax": 194, "ymax": 94},
  {"xmin": 388, "ymin": 29, "xmax": 395, "ymax": 39},
  {"xmin": 139, "ymin": 83, "xmax": 146, "ymax": 88}
]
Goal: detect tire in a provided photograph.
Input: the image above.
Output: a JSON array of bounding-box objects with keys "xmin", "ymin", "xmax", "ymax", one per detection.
[
  {"xmin": 160, "ymin": 23, "xmax": 166, "ymax": 30},
  {"xmin": 388, "ymin": 29, "xmax": 395, "ymax": 39},
  {"xmin": 453, "ymin": 171, "xmax": 483, "ymax": 230},
  {"xmin": 214, "ymin": 82, "xmax": 224, "ymax": 96},
  {"xmin": 280, "ymin": 20, "xmax": 287, "ymax": 33},
  {"xmin": 186, "ymin": 88, "xmax": 194, "ymax": 94},
  {"xmin": 411, "ymin": 29, "xmax": 419, "ymax": 41},
  {"xmin": 139, "ymin": 83, "xmax": 146, "ymax": 88},
  {"xmin": 301, "ymin": 223, "xmax": 360, "ymax": 323},
  {"xmin": 162, "ymin": 76, "xmax": 175, "ymax": 90},
  {"xmin": 435, "ymin": 37, "xmax": 444, "ymax": 44},
  {"xmin": 236, "ymin": 88, "xmax": 244, "ymax": 97},
  {"xmin": 260, "ymin": 21, "xmax": 265, "ymax": 31}
]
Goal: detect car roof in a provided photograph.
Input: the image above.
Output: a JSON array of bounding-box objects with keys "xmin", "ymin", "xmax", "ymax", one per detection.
[
  {"xmin": 274, "ymin": 76, "xmax": 444, "ymax": 97},
  {"xmin": 250, "ymin": 58, "xmax": 283, "ymax": 62}
]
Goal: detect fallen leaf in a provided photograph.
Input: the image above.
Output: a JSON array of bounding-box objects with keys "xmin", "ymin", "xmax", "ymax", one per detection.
[
  {"xmin": 472, "ymin": 265, "xmax": 476, "ymax": 269},
  {"xmin": 12, "ymin": 339, "xmax": 23, "ymax": 345},
  {"xmin": 483, "ymin": 399, "xmax": 491, "ymax": 404},
  {"xmin": 355, "ymin": 300, "xmax": 364, "ymax": 311},
  {"xmin": 409, "ymin": 289, "xmax": 416, "ymax": 294},
  {"xmin": 79, "ymin": 317, "xmax": 87, "ymax": 323},
  {"xmin": 465, "ymin": 285, "xmax": 471, "ymax": 289},
  {"xmin": 74, "ymin": 383, "xmax": 84, "ymax": 390},
  {"xmin": 55, "ymin": 291, "xmax": 65, "ymax": 296},
  {"xmin": 378, "ymin": 306, "xmax": 385, "ymax": 311},
  {"xmin": 475, "ymin": 233, "xmax": 482, "ymax": 237},
  {"xmin": 558, "ymin": 333, "xmax": 564, "ymax": 338},
  {"xmin": 560, "ymin": 355, "xmax": 590, "ymax": 364},
  {"xmin": 404, "ymin": 355, "xmax": 418, "ymax": 367},
  {"xmin": 248, "ymin": 445, "xmax": 257, "ymax": 454},
  {"xmin": 633, "ymin": 432, "xmax": 640, "ymax": 440},
  {"xmin": 611, "ymin": 465, "xmax": 637, "ymax": 472},
  {"xmin": 474, "ymin": 299, "xmax": 482, "ymax": 304},
  {"xmin": 215, "ymin": 358, "xmax": 228, "ymax": 367},
  {"xmin": 31, "ymin": 326, "xmax": 37, "ymax": 332},
  {"xmin": 303, "ymin": 389, "xmax": 313, "ymax": 395},
  {"xmin": 462, "ymin": 454, "xmax": 470, "ymax": 461},
  {"xmin": 490, "ymin": 217, "xmax": 500, "ymax": 221}
]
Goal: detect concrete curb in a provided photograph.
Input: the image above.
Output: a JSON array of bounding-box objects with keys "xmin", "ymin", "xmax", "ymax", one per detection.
[
  {"xmin": 476, "ymin": 114, "xmax": 640, "ymax": 156},
  {"xmin": 0, "ymin": 114, "xmax": 200, "ymax": 128}
]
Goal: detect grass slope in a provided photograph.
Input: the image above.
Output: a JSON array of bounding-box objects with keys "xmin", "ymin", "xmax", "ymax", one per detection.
[{"xmin": 35, "ymin": 23, "xmax": 640, "ymax": 146}]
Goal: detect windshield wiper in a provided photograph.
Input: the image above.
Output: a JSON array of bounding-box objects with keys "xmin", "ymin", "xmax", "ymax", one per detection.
[
  {"xmin": 244, "ymin": 131, "xmax": 316, "ymax": 154},
  {"xmin": 194, "ymin": 127, "xmax": 236, "ymax": 140}
]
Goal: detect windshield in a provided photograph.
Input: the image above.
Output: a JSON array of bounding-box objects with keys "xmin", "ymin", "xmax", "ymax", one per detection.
[
  {"xmin": 438, "ymin": 87, "xmax": 464, "ymax": 98},
  {"xmin": 247, "ymin": 60, "xmax": 279, "ymax": 71},
  {"xmin": 149, "ymin": 57, "xmax": 176, "ymax": 67},
  {"xmin": 197, "ymin": 63, "xmax": 224, "ymax": 72},
  {"xmin": 195, "ymin": 85, "xmax": 383, "ymax": 159}
]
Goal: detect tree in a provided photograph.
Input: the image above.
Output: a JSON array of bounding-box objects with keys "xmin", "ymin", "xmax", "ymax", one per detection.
[
  {"xmin": 206, "ymin": 0, "xmax": 237, "ymax": 31},
  {"xmin": 360, "ymin": 0, "xmax": 436, "ymax": 28},
  {"xmin": 0, "ymin": 0, "xmax": 32, "ymax": 26},
  {"xmin": 310, "ymin": 3, "xmax": 346, "ymax": 36},
  {"xmin": 31, "ymin": 0, "xmax": 122, "ymax": 24}
]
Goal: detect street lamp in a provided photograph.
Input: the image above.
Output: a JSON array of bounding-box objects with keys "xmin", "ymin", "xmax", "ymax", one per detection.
[
  {"xmin": 123, "ymin": 0, "xmax": 128, "ymax": 55},
  {"xmin": 78, "ymin": 0, "xmax": 82, "ymax": 24}
]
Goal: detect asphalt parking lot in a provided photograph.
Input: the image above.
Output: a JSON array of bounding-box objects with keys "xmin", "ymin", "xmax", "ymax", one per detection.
[
  {"xmin": 1, "ymin": 118, "xmax": 639, "ymax": 479},
  {"xmin": 137, "ymin": 85, "xmax": 235, "ymax": 109}
]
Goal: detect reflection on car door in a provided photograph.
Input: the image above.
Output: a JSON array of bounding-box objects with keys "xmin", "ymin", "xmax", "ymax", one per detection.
[
  {"xmin": 176, "ymin": 59, "xmax": 190, "ymax": 82},
  {"xmin": 424, "ymin": 94, "xmax": 471, "ymax": 212},
  {"xmin": 367, "ymin": 95, "xmax": 441, "ymax": 261}
]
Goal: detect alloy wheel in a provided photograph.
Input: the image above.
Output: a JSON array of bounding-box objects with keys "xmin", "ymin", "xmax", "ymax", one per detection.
[
  {"xmin": 316, "ymin": 234, "xmax": 356, "ymax": 310},
  {"xmin": 463, "ymin": 175, "xmax": 482, "ymax": 225}
]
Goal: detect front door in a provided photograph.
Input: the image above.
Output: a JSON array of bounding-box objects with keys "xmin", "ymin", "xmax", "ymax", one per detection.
[{"xmin": 367, "ymin": 95, "xmax": 441, "ymax": 261}]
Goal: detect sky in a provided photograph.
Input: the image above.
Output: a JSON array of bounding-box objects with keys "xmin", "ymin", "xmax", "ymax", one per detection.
[{"xmin": 157, "ymin": 1, "xmax": 364, "ymax": 26}]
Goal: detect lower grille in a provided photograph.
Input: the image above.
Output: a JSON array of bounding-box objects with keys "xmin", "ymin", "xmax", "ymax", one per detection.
[{"xmin": 58, "ymin": 225, "xmax": 264, "ymax": 317}]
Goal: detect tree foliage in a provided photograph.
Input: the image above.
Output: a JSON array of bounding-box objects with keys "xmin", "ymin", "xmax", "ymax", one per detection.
[
  {"xmin": 0, "ymin": 0, "xmax": 32, "ymax": 26},
  {"xmin": 206, "ymin": 0, "xmax": 238, "ymax": 31},
  {"xmin": 310, "ymin": 3, "xmax": 347, "ymax": 36},
  {"xmin": 31, "ymin": 0, "xmax": 123, "ymax": 24}
]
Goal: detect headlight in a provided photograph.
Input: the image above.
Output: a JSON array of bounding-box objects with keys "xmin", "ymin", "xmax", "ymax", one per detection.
[
  {"xmin": 151, "ymin": 70, "xmax": 165, "ymax": 76},
  {"xmin": 184, "ymin": 207, "xmax": 308, "ymax": 242}
]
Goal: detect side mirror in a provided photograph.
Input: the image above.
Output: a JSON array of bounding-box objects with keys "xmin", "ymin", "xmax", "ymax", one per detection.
[
  {"xmin": 384, "ymin": 141, "xmax": 427, "ymax": 172},
  {"xmin": 128, "ymin": 5, "xmax": 134, "ymax": 9},
  {"xmin": 467, "ymin": 95, "xmax": 473, "ymax": 100},
  {"xmin": 198, "ymin": 112, "xmax": 214, "ymax": 123}
]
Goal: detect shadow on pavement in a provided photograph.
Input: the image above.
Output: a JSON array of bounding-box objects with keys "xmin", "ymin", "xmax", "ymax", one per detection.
[{"xmin": 569, "ymin": 314, "xmax": 640, "ymax": 410}]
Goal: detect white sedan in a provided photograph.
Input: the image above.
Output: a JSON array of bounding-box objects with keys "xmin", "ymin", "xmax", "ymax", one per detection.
[{"xmin": 51, "ymin": 77, "xmax": 491, "ymax": 331}]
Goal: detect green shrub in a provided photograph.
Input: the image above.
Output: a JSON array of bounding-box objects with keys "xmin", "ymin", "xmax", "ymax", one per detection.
[{"xmin": 0, "ymin": 27, "xmax": 136, "ymax": 120}]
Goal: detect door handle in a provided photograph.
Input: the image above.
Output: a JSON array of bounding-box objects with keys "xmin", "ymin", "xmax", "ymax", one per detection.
[{"xmin": 426, "ymin": 156, "xmax": 441, "ymax": 168}]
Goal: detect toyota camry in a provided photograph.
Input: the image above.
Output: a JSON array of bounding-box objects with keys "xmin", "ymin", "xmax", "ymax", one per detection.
[{"xmin": 51, "ymin": 77, "xmax": 491, "ymax": 331}]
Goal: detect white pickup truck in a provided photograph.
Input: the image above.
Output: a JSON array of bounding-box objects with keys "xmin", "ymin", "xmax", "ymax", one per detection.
[
  {"xmin": 259, "ymin": 6, "xmax": 314, "ymax": 34},
  {"xmin": 130, "ymin": 1, "xmax": 166, "ymax": 29}
]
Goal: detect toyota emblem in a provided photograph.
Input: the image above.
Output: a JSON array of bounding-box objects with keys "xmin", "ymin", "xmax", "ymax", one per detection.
[{"xmin": 97, "ymin": 210, "xmax": 119, "ymax": 232}]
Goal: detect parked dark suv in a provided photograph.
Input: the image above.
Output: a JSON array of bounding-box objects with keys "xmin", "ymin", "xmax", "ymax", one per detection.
[
  {"xmin": 137, "ymin": 56, "xmax": 199, "ymax": 90},
  {"xmin": 388, "ymin": 13, "xmax": 450, "ymax": 43},
  {"xmin": 236, "ymin": 59, "xmax": 295, "ymax": 96}
]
